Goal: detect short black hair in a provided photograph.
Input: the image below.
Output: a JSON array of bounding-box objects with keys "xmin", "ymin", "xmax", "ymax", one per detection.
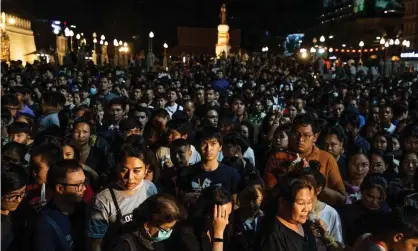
[
  {"xmin": 119, "ymin": 117, "xmax": 141, "ymax": 132},
  {"xmin": 42, "ymin": 91, "xmax": 66, "ymax": 107},
  {"xmin": 340, "ymin": 113, "xmax": 361, "ymax": 129},
  {"xmin": 117, "ymin": 143, "xmax": 150, "ymax": 166},
  {"xmin": 324, "ymin": 125, "xmax": 347, "ymax": 144},
  {"xmin": 152, "ymin": 108, "xmax": 169, "ymax": 119},
  {"xmin": 170, "ymin": 138, "xmax": 190, "ymax": 152},
  {"xmin": 130, "ymin": 106, "xmax": 150, "ymax": 118},
  {"xmin": 47, "ymin": 159, "xmax": 83, "ymax": 189},
  {"xmin": 2, "ymin": 142, "xmax": 28, "ymax": 164},
  {"xmin": 1, "ymin": 162, "xmax": 28, "ymax": 196},
  {"xmin": 167, "ymin": 119, "xmax": 191, "ymax": 136},
  {"xmin": 223, "ymin": 132, "xmax": 250, "ymax": 153},
  {"xmin": 107, "ymin": 97, "xmax": 127, "ymax": 110},
  {"xmin": 190, "ymin": 186, "xmax": 232, "ymax": 219},
  {"xmin": 196, "ymin": 127, "xmax": 223, "ymax": 146},
  {"xmin": 8, "ymin": 122, "xmax": 31, "ymax": 135},
  {"xmin": 2, "ymin": 94, "xmax": 19, "ymax": 106},
  {"xmin": 360, "ymin": 173, "xmax": 388, "ymax": 196},
  {"xmin": 31, "ymin": 143, "xmax": 63, "ymax": 171},
  {"xmin": 292, "ymin": 114, "xmax": 321, "ymax": 134}
]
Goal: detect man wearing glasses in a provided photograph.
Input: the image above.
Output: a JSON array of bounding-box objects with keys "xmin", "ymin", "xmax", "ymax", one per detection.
[
  {"xmin": 34, "ymin": 159, "xmax": 87, "ymax": 251},
  {"xmin": 265, "ymin": 114, "xmax": 346, "ymax": 206}
]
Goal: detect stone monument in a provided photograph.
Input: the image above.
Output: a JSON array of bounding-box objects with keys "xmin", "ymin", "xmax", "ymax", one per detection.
[
  {"xmin": 216, "ymin": 4, "xmax": 231, "ymax": 58},
  {"xmin": 1, "ymin": 12, "xmax": 37, "ymax": 64}
]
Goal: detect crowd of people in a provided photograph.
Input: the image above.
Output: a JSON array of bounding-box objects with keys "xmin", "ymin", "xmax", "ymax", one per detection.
[{"xmin": 1, "ymin": 54, "xmax": 418, "ymax": 251}]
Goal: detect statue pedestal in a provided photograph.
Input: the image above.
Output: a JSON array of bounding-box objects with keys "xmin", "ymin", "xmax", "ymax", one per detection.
[{"xmin": 215, "ymin": 24, "xmax": 230, "ymax": 58}]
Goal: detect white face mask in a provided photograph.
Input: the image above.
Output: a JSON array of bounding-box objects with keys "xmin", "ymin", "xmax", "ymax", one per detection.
[{"xmin": 237, "ymin": 81, "xmax": 243, "ymax": 88}]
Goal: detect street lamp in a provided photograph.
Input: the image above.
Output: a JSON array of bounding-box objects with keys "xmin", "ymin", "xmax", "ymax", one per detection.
[
  {"xmin": 389, "ymin": 39, "xmax": 394, "ymax": 45},
  {"xmin": 69, "ymin": 30, "xmax": 74, "ymax": 51},
  {"xmin": 319, "ymin": 35, "xmax": 326, "ymax": 43},
  {"xmin": 147, "ymin": 31, "xmax": 155, "ymax": 71},
  {"xmin": 100, "ymin": 40, "xmax": 103, "ymax": 45},
  {"xmin": 53, "ymin": 29, "xmax": 59, "ymax": 35},
  {"xmin": 113, "ymin": 39, "xmax": 119, "ymax": 47},
  {"xmin": 105, "ymin": 41, "xmax": 108, "ymax": 46},
  {"xmin": 310, "ymin": 47, "xmax": 316, "ymax": 53},
  {"xmin": 163, "ymin": 43, "xmax": 168, "ymax": 69},
  {"xmin": 119, "ymin": 41, "xmax": 123, "ymax": 46},
  {"xmin": 394, "ymin": 38, "xmax": 400, "ymax": 45},
  {"xmin": 123, "ymin": 42, "xmax": 128, "ymax": 47},
  {"xmin": 359, "ymin": 41, "xmax": 364, "ymax": 63},
  {"xmin": 380, "ymin": 38, "xmax": 385, "ymax": 45},
  {"xmin": 101, "ymin": 35, "xmax": 105, "ymax": 41}
]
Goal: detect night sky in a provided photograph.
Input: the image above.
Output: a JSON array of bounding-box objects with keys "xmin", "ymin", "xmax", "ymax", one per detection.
[{"xmin": 3, "ymin": 0, "xmax": 321, "ymax": 51}]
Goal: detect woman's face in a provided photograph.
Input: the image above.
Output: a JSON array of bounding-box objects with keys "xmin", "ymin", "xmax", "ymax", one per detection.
[
  {"xmin": 401, "ymin": 153, "xmax": 418, "ymax": 177},
  {"xmin": 392, "ymin": 137, "xmax": 400, "ymax": 151},
  {"xmin": 62, "ymin": 145, "xmax": 75, "ymax": 160},
  {"xmin": 370, "ymin": 154, "xmax": 387, "ymax": 174},
  {"xmin": 323, "ymin": 134, "xmax": 343, "ymax": 158},
  {"xmin": 290, "ymin": 188, "xmax": 313, "ymax": 225},
  {"xmin": 273, "ymin": 131, "xmax": 289, "ymax": 150},
  {"xmin": 146, "ymin": 220, "xmax": 177, "ymax": 239},
  {"xmin": 361, "ymin": 187, "xmax": 383, "ymax": 210},
  {"xmin": 288, "ymin": 106, "xmax": 298, "ymax": 119},
  {"xmin": 348, "ymin": 154, "xmax": 370, "ymax": 180},
  {"xmin": 373, "ymin": 136, "xmax": 388, "ymax": 152}
]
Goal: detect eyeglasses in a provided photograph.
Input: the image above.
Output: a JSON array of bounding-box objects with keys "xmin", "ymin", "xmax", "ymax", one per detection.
[
  {"xmin": 4, "ymin": 191, "xmax": 26, "ymax": 202},
  {"xmin": 291, "ymin": 133, "xmax": 314, "ymax": 141},
  {"xmin": 60, "ymin": 180, "xmax": 88, "ymax": 192},
  {"xmin": 157, "ymin": 225, "xmax": 171, "ymax": 233}
]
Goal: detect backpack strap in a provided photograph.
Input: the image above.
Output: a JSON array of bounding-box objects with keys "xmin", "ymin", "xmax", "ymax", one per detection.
[
  {"xmin": 44, "ymin": 214, "xmax": 72, "ymax": 251},
  {"xmin": 109, "ymin": 188, "xmax": 123, "ymax": 223}
]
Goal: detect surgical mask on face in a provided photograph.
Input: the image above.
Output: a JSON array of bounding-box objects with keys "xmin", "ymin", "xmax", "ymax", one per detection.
[
  {"xmin": 152, "ymin": 228, "xmax": 173, "ymax": 242},
  {"xmin": 237, "ymin": 81, "xmax": 243, "ymax": 88},
  {"xmin": 90, "ymin": 87, "xmax": 97, "ymax": 95}
]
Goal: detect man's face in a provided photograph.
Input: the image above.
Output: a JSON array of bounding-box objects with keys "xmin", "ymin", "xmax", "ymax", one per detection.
[
  {"xmin": 133, "ymin": 88, "xmax": 142, "ymax": 101},
  {"xmin": 183, "ymin": 102, "xmax": 195, "ymax": 119},
  {"xmin": 232, "ymin": 99, "xmax": 245, "ymax": 116},
  {"xmin": 200, "ymin": 138, "xmax": 222, "ymax": 161},
  {"xmin": 157, "ymin": 85, "xmax": 165, "ymax": 94},
  {"xmin": 1, "ymin": 186, "xmax": 26, "ymax": 212},
  {"xmin": 254, "ymin": 101, "xmax": 263, "ymax": 113},
  {"xmin": 153, "ymin": 116, "xmax": 168, "ymax": 131},
  {"xmin": 109, "ymin": 104, "xmax": 124, "ymax": 122},
  {"xmin": 333, "ymin": 104, "xmax": 345, "ymax": 118},
  {"xmin": 295, "ymin": 99, "xmax": 304, "ymax": 111},
  {"xmin": 73, "ymin": 122, "xmax": 91, "ymax": 146},
  {"xmin": 6, "ymin": 104, "xmax": 19, "ymax": 117},
  {"xmin": 57, "ymin": 169, "xmax": 86, "ymax": 203},
  {"xmin": 167, "ymin": 91, "xmax": 177, "ymax": 103},
  {"xmin": 170, "ymin": 145, "xmax": 192, "ymax": 168},
  {"xmin": 156, "ymin": 98, "xmax": 167, "ymax": 109},
  {"xmin": 15, "ymin": 75, "xmax": 22, "ymax": 83},
  {"xmin": 207, "ymin": 110, "xmax": 219, "ymax": 127},
  {"xmin": 196, "ymin": 90, "xmax": 205, "ymax": 103},
  {"xmin": 380, "ymin": 107, "xmax": 393, "ymax": 123},
  {"xmin": 168, "ymin": 129, "xmax": 187, "ymax": 144},
  {"xmin": 100, "ymin": 78, "xmax": 109, "ymax": 92},
  {"xmin": 133, "ymin": 111, "xmax": 148, "ymax": 129},
  {"xmin": 9, "ymin": 132, "xmax": 29, "ymax": 144},
  {"xmin": 118, "ymin": 156, "xmax": 147, "ymax": 191},
  {"xmin": 392, "ymin": 237, "xmax": 418, "ymax": 251},
  {"xmin": 58, "ymin": 77, "xmax": 67, "ymax": 86},
  {"xmin": 32, "ymin": 155, "xmax": 49, "ymax": 184},
  {"xmin": 206, "ymin": 90, "xmax": 215, "ymax": 103},
  {"xmin": 290, "ymin": 125, "xmax": 318, "ymax": 154}
]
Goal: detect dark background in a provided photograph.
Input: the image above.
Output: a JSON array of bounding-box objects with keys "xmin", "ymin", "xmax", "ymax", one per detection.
[{"xmin": 2, "ymin": 0, "xmax": 321, "ymax": 52}]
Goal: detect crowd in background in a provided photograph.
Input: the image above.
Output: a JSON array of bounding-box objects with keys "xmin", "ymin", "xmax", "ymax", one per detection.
[{"xmin": 1, "ymin": 54, "xmax": 418, "ymax": 251}]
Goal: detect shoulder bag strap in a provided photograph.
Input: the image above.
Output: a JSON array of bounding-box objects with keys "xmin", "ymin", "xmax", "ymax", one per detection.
[
  {"xmin": 109, "ymin": 187, "xmax": 123, "ymax": 222},
  {"xmin": 44, "ymin": 214, "xmax": 72, "ymax": 251}
]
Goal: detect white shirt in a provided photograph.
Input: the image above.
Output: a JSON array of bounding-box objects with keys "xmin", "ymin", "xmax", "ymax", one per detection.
[
  {"xmin": 315, "ymin": 204, "xmax": 344, "ymax": 251},
  {"xmin": 189, "ymin": 145, "xmax": 201, "ymax": 165},
  {"xmin": 165, "ymin": 103, "xmax": 183, "ymax": 118}
]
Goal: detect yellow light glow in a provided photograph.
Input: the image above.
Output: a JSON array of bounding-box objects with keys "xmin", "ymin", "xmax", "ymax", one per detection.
[{"xmin": 8, "ymin": 18, "xmax": 16, "ymax": 24}]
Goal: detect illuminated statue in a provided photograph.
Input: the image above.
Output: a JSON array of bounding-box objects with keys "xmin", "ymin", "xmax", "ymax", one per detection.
[{"xmin": 220, "ymin": 4, "xmax": 227, "ymax": 25}]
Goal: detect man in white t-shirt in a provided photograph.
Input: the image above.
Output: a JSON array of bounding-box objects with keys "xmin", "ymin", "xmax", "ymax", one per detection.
[{"xmin": 87, "ymin": 144, "xmax": 157, "ymax": 251}]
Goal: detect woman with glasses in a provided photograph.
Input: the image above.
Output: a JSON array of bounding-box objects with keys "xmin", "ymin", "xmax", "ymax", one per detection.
[
  {"xmin": 339, "ymin": 174, "xmax": 390, "ymax": 246},
  {"xmin": 110, "ymin": 194, "xmax": 184, "ymax": 251},
  {"xmin": 1, "ymin": 162, "xmax": 28, "ymax": 251}
]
